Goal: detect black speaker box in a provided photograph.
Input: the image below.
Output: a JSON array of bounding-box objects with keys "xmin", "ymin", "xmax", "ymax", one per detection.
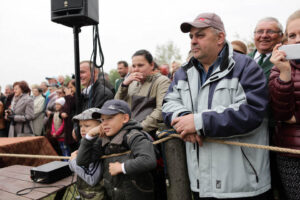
[
  {"xmin": 30, "ymin": 161, "xmax": 72, "ymax": 183},
  {"xmin": 51, "ymin": 0, "xmax": 99, "ymax": 27}
]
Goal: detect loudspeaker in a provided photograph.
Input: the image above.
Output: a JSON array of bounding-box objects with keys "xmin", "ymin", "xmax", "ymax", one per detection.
[{"xmin": 51, "ymin": 0, "xmax": 99, "ymax": 27}]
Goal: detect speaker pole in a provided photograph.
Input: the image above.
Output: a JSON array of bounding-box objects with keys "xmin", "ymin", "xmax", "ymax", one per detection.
[{"xmin": 73, "ymin": 26, "xmax": 82, "ymax": 115}]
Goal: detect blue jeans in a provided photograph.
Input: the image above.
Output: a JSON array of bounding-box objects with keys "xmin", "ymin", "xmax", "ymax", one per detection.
[{"xmin": 58, "ymin": 141, "xmax": 70, "ymax": 157}]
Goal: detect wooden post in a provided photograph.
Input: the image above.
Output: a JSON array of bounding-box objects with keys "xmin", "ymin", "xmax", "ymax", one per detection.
[{"xmin": 164, "ymin": 138, "xmax": 192, "ymax": 200}]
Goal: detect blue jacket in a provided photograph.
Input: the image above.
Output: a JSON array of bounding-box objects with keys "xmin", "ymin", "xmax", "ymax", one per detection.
[{"xmin": 162, "ymin": 43, "xmax": 270, "ymax": 198}]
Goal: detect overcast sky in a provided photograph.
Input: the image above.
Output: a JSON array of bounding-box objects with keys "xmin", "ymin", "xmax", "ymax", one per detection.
[{"xmin": 0, "ymin": 0, "xmax": 298, "ymax": 91}]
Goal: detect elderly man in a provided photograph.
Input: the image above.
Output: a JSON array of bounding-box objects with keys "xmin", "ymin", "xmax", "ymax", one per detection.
[
  {"xmin": 57, "ymin": 75, "xmax": 65, "ymax": 86},
  {"xmin": 80, "ymin": 60, "xmax": 113, "ymax": 111},
  {"xmin": 162, "ymin": 13, "xmax": 271, "ymax": 199},
  {"xmin": 72, "ymin": 61, "xmax": 114, "ymax": 141},
  {"xmin": 249, "ymin": 17, "xmax": 285, "ymax": 200},
  {"xmin": 249, "ymin": 17, "xmax": 283, "ymax": 81}
]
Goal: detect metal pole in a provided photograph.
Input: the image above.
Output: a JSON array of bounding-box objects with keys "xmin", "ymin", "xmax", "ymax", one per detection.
[{"xmin": 73, "ymin": 26, "xmax": 82, "ymax": 115}]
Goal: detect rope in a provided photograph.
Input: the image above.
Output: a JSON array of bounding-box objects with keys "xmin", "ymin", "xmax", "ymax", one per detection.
[
  {"xmin": 1, "ymin": 130, "xmax": 300, "ymax": 160},
  {"xmin": 0, "ymin": 153, "xmax": 70, "ymax": 160},
  {"xmin": 159, "ymin": 132, "xmax": 300, "ymax": 155}
]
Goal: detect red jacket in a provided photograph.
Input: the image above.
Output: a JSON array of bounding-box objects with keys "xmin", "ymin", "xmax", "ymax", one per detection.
[{"xmin": 269, "ymin": 60, "xmax": 300, "ymax": 156}]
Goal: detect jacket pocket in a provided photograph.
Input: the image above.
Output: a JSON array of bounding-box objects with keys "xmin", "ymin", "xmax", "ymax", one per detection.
[
  {"xmin": 213, "ymin": 78, "xmax": 245, "ymax": 107},
  {"xmin": 241, "ymin": 147, "xmax": 259, "ymax": 183},
  {"xmin": 176, "ymin": 81, "xmax": 192, "ymax": 107}
]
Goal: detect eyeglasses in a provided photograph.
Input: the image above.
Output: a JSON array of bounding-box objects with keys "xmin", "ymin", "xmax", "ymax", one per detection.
[{"xmin": 254, "ymin": 29, "xmax": 282, "ymax": 36}]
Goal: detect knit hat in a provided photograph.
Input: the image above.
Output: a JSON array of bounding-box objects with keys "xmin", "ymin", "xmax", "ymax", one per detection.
[{"xmin": 55, "ymin": 97, "xmax": 65, "ymax": 106}]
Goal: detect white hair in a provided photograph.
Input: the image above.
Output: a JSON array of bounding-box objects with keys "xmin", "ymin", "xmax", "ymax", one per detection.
[{"xmin": 255, "ymin": 17, "xmax": 283, "ymax": 33}]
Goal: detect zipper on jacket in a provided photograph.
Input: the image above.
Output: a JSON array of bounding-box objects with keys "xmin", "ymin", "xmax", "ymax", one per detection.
[
  {"xmin": 185, "ymin": 55, "xmax": 201, "ymax": 191},
  {"xmin": 241, "ymin": 148, "xmax": 259, "ymax": 183},
  {"xmin": 196, "ymin": 144, "xmax": 200, "ymax": 189}
]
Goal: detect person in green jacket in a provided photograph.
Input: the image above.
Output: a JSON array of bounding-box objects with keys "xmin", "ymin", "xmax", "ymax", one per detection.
[
  {"xmin": 248, "ymin": 17, "xmax": 283, "ymax": 82},
  {"xmin": 115, "ymin": 61, "xmax": 129, "ymax": 92}
]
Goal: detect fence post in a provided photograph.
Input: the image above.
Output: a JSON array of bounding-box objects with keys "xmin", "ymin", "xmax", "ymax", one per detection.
[{"xmin": 164, "ymin": 138, "xmax": 192, "ymax": 200}]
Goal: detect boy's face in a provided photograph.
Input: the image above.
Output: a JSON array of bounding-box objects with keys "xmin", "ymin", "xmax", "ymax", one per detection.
[
  {"xmin": 79, "ymin": 120, "xmax": 101, "ymax": 138},
  {"xmin": 101, "ymin": 113, "xmax": 129, "ymax": 137},
  {"xmin": 55, "ymin": 103, "xmax": 62, "ymax": 111}
]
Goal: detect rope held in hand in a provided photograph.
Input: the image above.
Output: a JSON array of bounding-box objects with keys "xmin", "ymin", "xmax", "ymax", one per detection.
[{"xmin": 1, "ymin": 131, "xmax": 300, "ymax": 160}]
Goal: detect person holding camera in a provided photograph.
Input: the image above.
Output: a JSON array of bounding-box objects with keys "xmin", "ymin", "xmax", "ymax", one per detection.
[
  {"xmin": 269, "ymin": 10, "xmax": 300, "ymax": 200},
  {"xmin": 5, "ymin": 81, "xmax": 34, "ymax": 137}
]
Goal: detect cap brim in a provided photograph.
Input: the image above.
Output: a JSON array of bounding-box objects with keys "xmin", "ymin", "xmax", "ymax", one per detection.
[
  {"xmin": 72, "ymin": 114, "xmax": 83, "ymax": 122},
  {"xmin": 99, "ymin": 109, "xmax": 120, "ymax": 116},
  {"xmin": 91, "ymin": 112, "xmax": 101, "ymax": 119},
  {"xmin": 180, "ymin": 22, "xmax": 210, "ymax": 33}
]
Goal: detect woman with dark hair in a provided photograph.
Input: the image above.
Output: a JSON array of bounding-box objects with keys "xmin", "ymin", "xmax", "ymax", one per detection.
[
  {"xmin": 115, "ymin": 49, "xmax": 171, "ymax": 136},
  {"xmin": 5, "ymin": 81, "xmax": 34, "ymax": 137},
  {"xmin": 269, "ymin": 9, "xmax": 300, "ymax": 200},
  {"xmin": 61, "ymin": 79, "xmax": 78, "ymax": 152},
  {"xmin": 115, "ymin": 50, "xmax": 170, "ymax": 200}
]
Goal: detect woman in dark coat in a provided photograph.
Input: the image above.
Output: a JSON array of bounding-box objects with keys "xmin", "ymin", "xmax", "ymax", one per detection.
[
  {"xmin": 61, "ymin": 80, "xmax": 78, "ymax": 152},
  {"xmin": 269, "ymin": 10, "xmax": 300, "ymax": 200},
  {"xmin": 5, "ymin": 81, "xmax": 34, "ymax": 137}
]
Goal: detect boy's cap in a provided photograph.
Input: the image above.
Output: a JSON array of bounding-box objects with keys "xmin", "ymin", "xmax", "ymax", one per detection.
[
  {"xmin": 72, "ymin": 108, "xmax": 102, "ymax": 122},
  {"xmin": 99, "ymin": 99, "xmax": 131, "ymax": 117},
  {"xmin": 180, "ymin": 12, "xmax": 225, "ymax": 33}
]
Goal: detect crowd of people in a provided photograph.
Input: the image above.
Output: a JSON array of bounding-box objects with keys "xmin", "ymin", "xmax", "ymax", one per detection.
[{"xmin": 0, "ymin": 9, "xmax": 300, "ymax": 200}]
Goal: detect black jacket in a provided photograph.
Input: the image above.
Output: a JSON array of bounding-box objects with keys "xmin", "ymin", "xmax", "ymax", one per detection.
[{"xmin": 81, "ymin": 79, "xmax": 114, "ymax": 111}]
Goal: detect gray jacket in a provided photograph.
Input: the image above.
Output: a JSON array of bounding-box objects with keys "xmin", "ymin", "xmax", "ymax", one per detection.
[
  {"xmin": 9, "ymin": 94, "xmax": 34, "ymax": 137},
  {"xmin": 32, "ymin": 94, "xmax": 45, "ymax": 136},
  {"xmin": 162, "ymin": 43, "xmax": 270, "ymax": 198}
]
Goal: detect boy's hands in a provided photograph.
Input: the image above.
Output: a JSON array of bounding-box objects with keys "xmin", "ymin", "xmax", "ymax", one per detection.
[
  {"xmin": 98, "ymin": 125, "xmax": 105, "ymax": 138},
  {"xmin": 87, "ymin": 125, "xmax": 101, "ymax": 137},
  {"xmin": 109, "ymin": 162, "xmax": 123, "ymax": 176},
  {"xmin": 70, "ymin": 150, "xmax": 78, "ymax": 160}
]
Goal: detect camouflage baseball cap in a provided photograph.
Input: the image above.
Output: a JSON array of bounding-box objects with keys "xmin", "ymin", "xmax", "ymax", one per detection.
[{"xmin": 72, "ymin": 108, "xmax": 102, "ymax": 122}]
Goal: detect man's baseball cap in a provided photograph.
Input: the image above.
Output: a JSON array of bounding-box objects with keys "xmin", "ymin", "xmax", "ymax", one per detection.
[
  {"xmin": 180, "ymin": 12, "xmax": 225, "ymax": 33},
  {"xmin": 73, "ymin": 108, "xmax": 102, "ymax": 122},
  {"xmin": 99, "ymin": 99, "xmax": 131, "ymax": 117}
]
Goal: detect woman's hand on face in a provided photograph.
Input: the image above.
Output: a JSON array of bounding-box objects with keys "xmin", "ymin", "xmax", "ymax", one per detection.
[
  {"xmin": 122, "ymin": 72, "xmax": 144, "ymax": 85},
  {"xmin": 270, "ymin": 44, "xmax": 292, "ymax": 82}
]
